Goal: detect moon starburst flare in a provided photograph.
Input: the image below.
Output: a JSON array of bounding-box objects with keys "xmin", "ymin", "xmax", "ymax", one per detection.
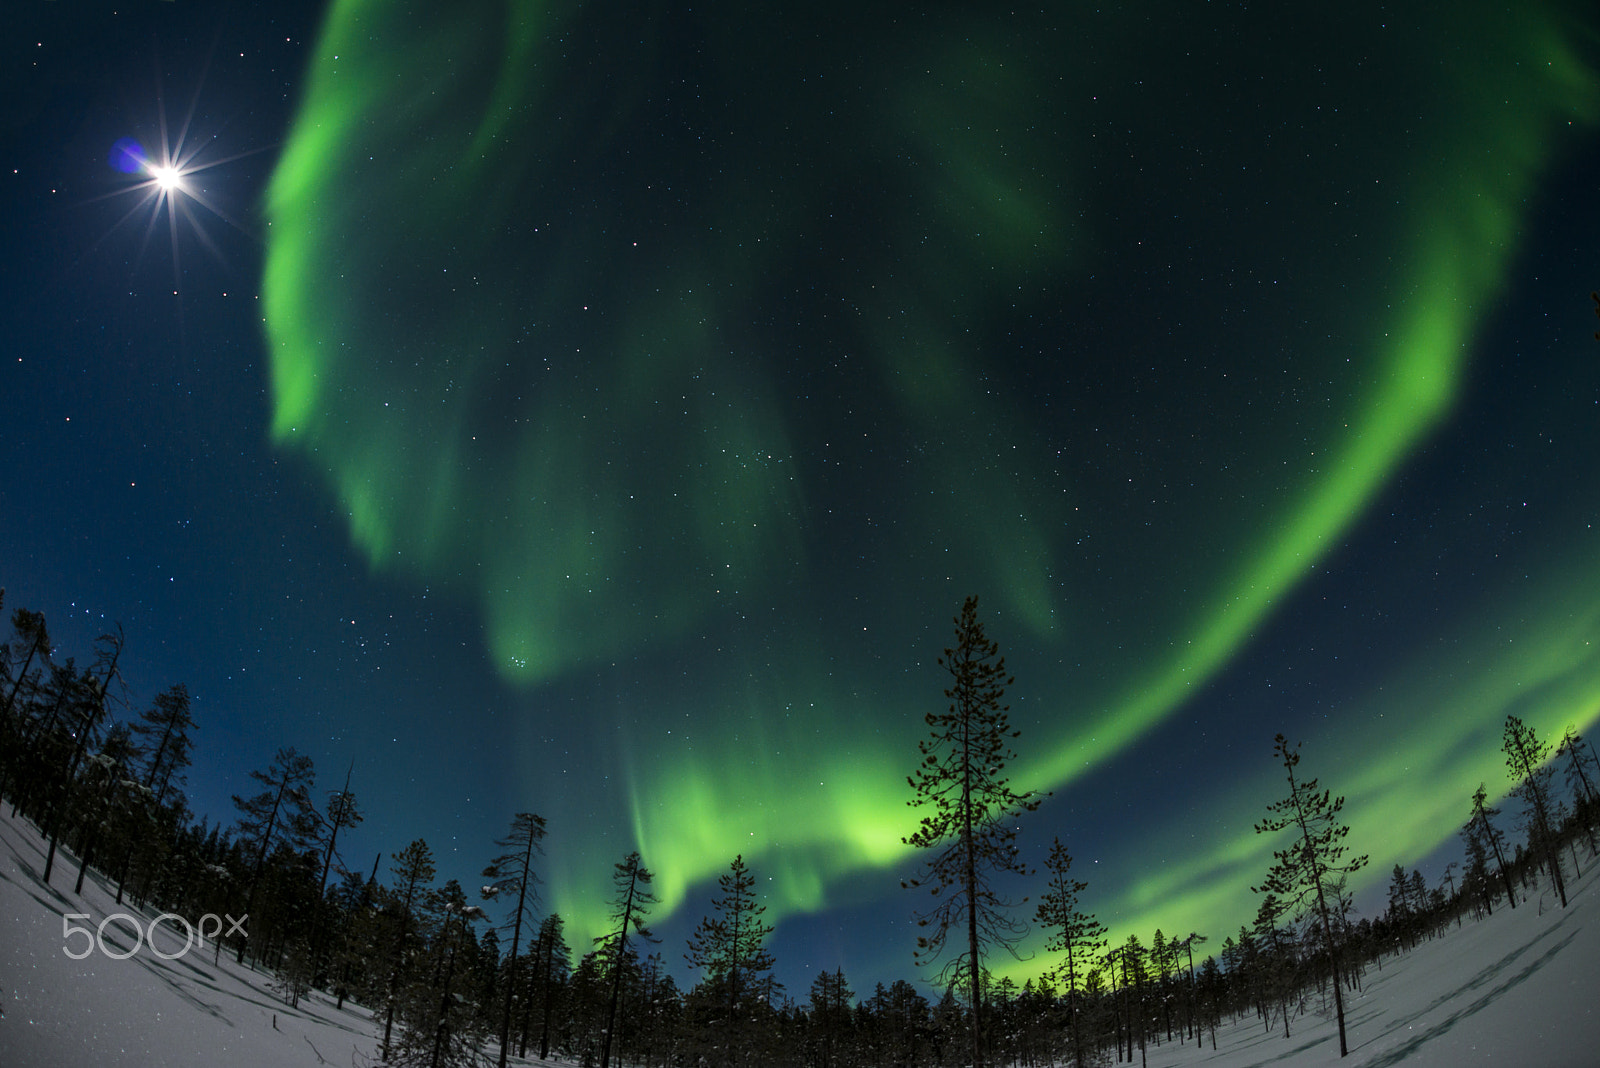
[
  {"xmin": 149, "ymin": 165, "xmax": 184, "ymax": 192},
  {"xmin": 95, "ymin": 74, "xmax": 274, "ymax": 291}
]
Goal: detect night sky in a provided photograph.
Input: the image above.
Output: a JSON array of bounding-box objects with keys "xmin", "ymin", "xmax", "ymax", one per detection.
[{"xmin": 4, "ymin": 0, "xmax": 1599, "ymax": 995}]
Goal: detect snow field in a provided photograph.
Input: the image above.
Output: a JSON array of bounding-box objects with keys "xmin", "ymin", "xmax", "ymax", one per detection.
[
  {"xmin": 1143, "ymin": 851, "xmax": 1599, "ymax": 1067},
  {"xmin": 3, "ymin": 802, "xmax": 1597, "ymax": 1067},
  {"xmin": 0, "ymin": 809, "xmax": 553, "ymax": 1067}
]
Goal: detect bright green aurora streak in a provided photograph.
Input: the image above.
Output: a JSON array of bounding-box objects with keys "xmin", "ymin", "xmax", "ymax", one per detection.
[{"xmin": 262, "ymin": 0, "xmax": 1600, "ymax": 963}]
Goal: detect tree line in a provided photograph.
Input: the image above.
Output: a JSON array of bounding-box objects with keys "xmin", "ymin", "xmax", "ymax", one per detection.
[{"xmin": 3, "ymin": 588, "xmax": 1597, "ymax": 1067}]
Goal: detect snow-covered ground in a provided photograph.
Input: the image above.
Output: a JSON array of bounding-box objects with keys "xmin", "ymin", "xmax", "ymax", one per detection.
[
  {"xmin": 0, "ymin": 809, "xmax": 551, "ymax": 1067},
  {"xmin": 1143, "ymin": 851, "xmax": 1600, "ymax": 1068},
  {"xmin": 2, "ymin": 803, "xmax": 1597, "ymax": 1067}
]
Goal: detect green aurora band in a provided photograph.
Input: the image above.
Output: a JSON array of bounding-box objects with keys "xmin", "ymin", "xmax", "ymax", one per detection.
[{"xmin": 263, "ymin": 0, "xmax": 1600, "ymax": 966}]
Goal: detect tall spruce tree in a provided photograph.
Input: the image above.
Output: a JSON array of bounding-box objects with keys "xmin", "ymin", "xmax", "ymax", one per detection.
[
  {"xmin": 1501, "ymin": 715, "xmax": 1567, "ymax": 908},
  {"xmin": 1, "ymin": 606, "xmax": 50, "ymax": 727},
  {"xmin": 41, "ymin": 625, "xmax": 124, "ymax": 885},
  {"xmin": 871, "ymin": 978, "xmax": 930, "ymax": 1068},
  {"xmin": 231, "ymin": 746, "xmax": 318, "ymax": 962},
  {"xmin": 1464, "ymin": 783, "xmax": 1517, "ymax": 910},
  {"xmin": 1555, "ymin": 726, "xmax": 1598, "ymax": 849},
  {"xmin": 1117, "ymin": 933, "xmax": 1150, "ymax": 1063},
  {"xmin": 903, "ymin": 595, "xmax": 1044, "ymax": 1068},
  {"xmin": 1177, "ymin": 932, "xmax": 1209, "ymax": 1048},
  {"xmin": 391, "ymin": 880, "xmax": 489, "ymax": 1068},
  {"xmin": 1458, "ymin": 824, "xmax": 1494, "ymax": 916},
  {"xmin": 1151, "ymin": 929, "xmax": 1176, "ymax": 1042},
  {"xmin": 685, "ymin": 853, "xmax": 777, "ymax": 1067},
  {"xmin": 634, "ymin": 952, "xmax": 681, "ymax": 1066},
  {"xmin": 132, "ymin": 683, "xmax": 196, "ymax": 806},
  {"xmin": 808, "ymin": 968, "xmax": 854, "ymax": 1068},
  {"xmin": 481, "ymin": 812, "xmax": 547, "ymax": 1068},
  {"xmin": 1251, "ymin": 734, "xmax": 1367, "ymax": 1057},
  {"xmin": 1406, "ymin": 870, "xmax": 1429, "ymax": 936},
  {"xmin": 531, "ymin": 913, "xmax": 570, "ymax": 1061},
  {"xmin": 1034, "ymin": 836, "xmax": 1105, "ymax": 1068},
  {"xmin": 380, "ymin": 840, "xmax": 437, "ymax": 1060},
  {"xmin": 308, "ymin": 765, "xmax": 364, "ymax": 982},
  {"xmin": 71, "ymin": 721, "xmax": 141, "ymax": 895},
  {"xmin": 1385, "ymin": 864, "xmax": 1415, "ymax": 949},
  {"xmin": 597, "ymin": 850, "xmax": 659, "ymax": 1068},
  {"xmin": 1555, "ymin": 725, "xmax": 1599, "ymax": 805},
  {"xmin": 1250, "ymin": 894, "xmax": 1295, "ymax": 1039},
  {"xmin": 0, "ymin": 605, "xmax": 51, "ymax": 801}
]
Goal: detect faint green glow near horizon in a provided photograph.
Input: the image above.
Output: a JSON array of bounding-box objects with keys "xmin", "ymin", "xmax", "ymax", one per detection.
[
  {"xmin": 1005, "ymin": 557, "xmax": 1600, "ymax": 984},
  {"xmin": 261, "ymin": 0, "xmax": 1598, "ymax": 962}
]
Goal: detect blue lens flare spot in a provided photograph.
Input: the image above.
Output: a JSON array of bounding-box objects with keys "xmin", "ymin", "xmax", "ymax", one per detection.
[{"xmin": 110, "ymin": 138, "xmax": 148, "ymax": 175}]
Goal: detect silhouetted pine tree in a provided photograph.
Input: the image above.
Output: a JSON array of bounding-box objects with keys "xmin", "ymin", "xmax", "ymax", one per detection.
[
  {"xmin": 90, "ymin": 683, "xmax": 194, "ymax": 901},
  {"xmin": 390, "ymin": 880, "xmax": 490, "ymax": 1068},
  {"xmin": 9, "ymin": 657, "xmax": 88, "ymax": 823},
  {"xmin": 1406, "ymin": 869, "xmax": 1431, "ymax": 939},
  {"xmin": 685, "ymin": 853, "xmax": 778, "ymax": 1067},
  {"xmin": 475, "ymin": 926, "xmax": 503, "ymax": 1037},
  {"xmin": 1458, "ymin": 825, "xmax": 1495, "ymax": 917},
  {"xmin": 232, "ymin": 746, "xmax": 317, "ymax": 963},
  {"xmin": 132, "ymin": 683, "xmax": 196, "ymax": 806},
  {"xmin": 1252, "ymin": 734, "xmax": 1367, "ymax": 1057},
  {"xmin": 308, "ymin": 765, "xmax": 364, "ymax": 981},
  {"xmin": 42, "ymin": 625, "xmax": 123, "ymax": 884},
  {"xmin": 1116, "ymin": 934, "xmax": 1150, "ymax": 1063},
  {"xmin": 808, "ymin": 968, "xmax": 854, "ymax": 1068},
  {"xmin": 1251, "ymin": 894, "xmax": 1296, "ymax": 1039},
  {"xmin": 1438, "ymin": 861, "xmax": 1462, "ymax": 928},
  {"xmin": 275, "ymin": 936, "xmax": 318, "ymax": 1009},
  {"xmin": 1555, "ymin": 726, "xmax": 1599, "ymax": 849},
  {"xmin": 929, "ymin": 984, "xmax": 968, "ymax": 1067},
  {"xmin": 376, "ymin": 841, "xmax": 438, "ymax": 1058},
  {"xmin": 530, "ymin": 913, "xmax": 570, "ymax": 1061},
  {"xmin": 864, "ymin": 977, "xmax": 929, "ymax": 1068},
  {"xmin": 1151, "ymin": 928, "xmax": 1178, "ymax": 1042},
  {"xmin": 327, "ymin": 864, "xmax": 381, "ymax": 1008},
  {"xmin": 1384, "ymin": 864, "xmax": 1415, "ymax": 950},
  {"xmin": 1175, "ymin": 932, "xmax": 1209, "ymax": 1048},
  {"xmin": 567, "ymin": 948, "xmax": 610, "ymax": 1064},
  {"xmin": 0, "ymin": 606, "xmax": 50, "ymax": 793},
  {"xmin": 1034, "ymin": 836, "xmax": 1105, "ymax": 1068},
  {"xmin": 635, "ymin": 952, "xmax": 682, "ymax": 1068},
  {"xmin": 1464, "ymin": 782, "xmax": 1517, "ymax": 910},
  {"xmin": 1196, "ymin": 954, "xmax": 1223, "ymax": 1050},
  {"xmin": 596, "ymin": 850, "xmax": 660, "ymax": 1068},
  {"xmin": 480, "ymin": 811, "xmax": 546, "ymax": 1068},
  {"xmin": 70, "ymin": 721, "xmax": 140, "ymax": 895},
  {"xmin": 1502, "ymin": 715, "xmax": 1567, "ymax": 908},
  {"xmin": 1218, "ymin": 932, "xmax": 1246, "ymax": 1027},
  {"xmin": 903, "ymin": 595, "xmax": 1044, "ymax": 1068}
]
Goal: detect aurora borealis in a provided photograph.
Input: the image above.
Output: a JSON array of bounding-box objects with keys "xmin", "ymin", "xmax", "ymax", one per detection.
[{"xmin": 4, "ymin": 0, "xmax": 1600, "ymax": 992}]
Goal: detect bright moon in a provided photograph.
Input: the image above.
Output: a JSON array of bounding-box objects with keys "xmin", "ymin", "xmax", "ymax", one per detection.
[{"xmin": 150, "ymin": 165, "xmax": 184, "ymax": 192}]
